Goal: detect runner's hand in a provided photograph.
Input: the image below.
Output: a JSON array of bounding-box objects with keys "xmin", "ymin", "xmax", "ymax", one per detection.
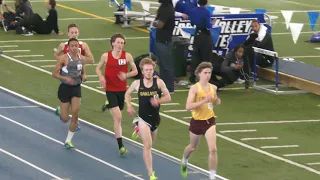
[{"xmin": 99, "ymin": 76, "xmax": 106, "ymax": 88}]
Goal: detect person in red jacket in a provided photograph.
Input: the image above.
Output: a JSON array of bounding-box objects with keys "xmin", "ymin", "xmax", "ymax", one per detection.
[{"xmin": 96, "ymin": 33, "xmax": 138, "ymax": 156}]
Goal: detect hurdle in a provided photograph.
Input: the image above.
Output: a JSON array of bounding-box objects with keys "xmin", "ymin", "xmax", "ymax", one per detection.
[{"xmin": 252, "ymin": 47, "xmax": 308, "ymax": 95}]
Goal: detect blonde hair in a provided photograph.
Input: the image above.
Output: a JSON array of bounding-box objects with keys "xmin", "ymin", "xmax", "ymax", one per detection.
[
  {"xmin": 194, "ymin": 62, "xmax": 213, "ymax": 78},
  {"xmin": 139, "ymin": 58, "xmax": 156, "ymax": 70}
]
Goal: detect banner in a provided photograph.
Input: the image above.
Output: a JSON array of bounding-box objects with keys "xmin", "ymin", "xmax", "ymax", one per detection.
[{"xmin": 150, "ymin": 13, "xmax": 272, "ymax": 57}]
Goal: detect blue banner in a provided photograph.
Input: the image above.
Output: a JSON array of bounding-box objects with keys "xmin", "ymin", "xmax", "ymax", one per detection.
[
  {"xmin": 254, "ymin": 8, "xmax": 267, "ymax": 14},
  {"xmin": 307, "ymin": 12, "xmax": 319, "ymax": 31},
  {"xmin": 150, "ymin": 13, "xmax": 271, "ymax": 57}
]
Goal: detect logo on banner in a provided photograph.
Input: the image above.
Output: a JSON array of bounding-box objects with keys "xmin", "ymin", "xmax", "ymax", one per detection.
[{"xmin": 172, "ymin": 16, "xmax": 257, "ymax": 56}]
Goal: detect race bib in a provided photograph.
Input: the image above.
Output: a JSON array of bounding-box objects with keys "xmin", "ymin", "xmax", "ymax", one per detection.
[
  {"xmin": 208, "ymin": 103, "xmax": 213, "ymax": 110},
  {"xmin": 77, "ymin": 64, "xmax": 82, "ymax": 71}
]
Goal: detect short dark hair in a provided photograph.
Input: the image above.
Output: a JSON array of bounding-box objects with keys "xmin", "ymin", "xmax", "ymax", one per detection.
[
  {"xmin": 198, "ymin": 0, "xmax": 207, "ymax": 6},
  {"xmin": 68, "ymin": 38, "xmax": 79, "ymax": 45},
  {"xmin": 68, "ymin": 23, "xmax": 79, "ymax": 31},
  {"xmin": 49, "ymin": 0, "xmax": 56, "ymax": 9},
  {"xmin": 252, "ymin": 19, "xmax": 260, "ymax": 24},
  {"xmin": 110, "ymin": 33, "xmax": 126, "ymax": 47}
]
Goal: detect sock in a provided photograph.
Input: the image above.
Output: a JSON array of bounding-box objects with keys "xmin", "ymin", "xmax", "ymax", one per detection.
[
  {"xmin": 182, "ymin": 156, "xmax": 188, "ymax": 165},
  {"xmin": 65, "ymin": 131, "xmax": 75, "ymax": 143},
  {"xmin": 117, "ymin": 138, "xmax": 124, "ymax": 149},
  {"xmin": 209, "ymin": 170, "xmax": 216, "ymax": 179}
]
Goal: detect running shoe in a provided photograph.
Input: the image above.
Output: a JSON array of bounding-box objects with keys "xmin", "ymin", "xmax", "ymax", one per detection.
[
  {"xmin": 119, "ymin": 147, "xmax": 128, "ymax": 156},
  {"xmin": 64, "ymin": 142, "xmax": 75, "ymax": 149},
  {"xmin": 180, "ymin": 161, "xmax": 188, "ymax": 178},
  {"xmin": 102, "ymin": 100, "xmax": 109, "ymax": 112},
  {"xmin": 132, "ymin": 125, "xmax": 139, "ymax": 140},
  {"xmin": 150, "ymin": 171, "xmax": 158, "ymax": 180}
]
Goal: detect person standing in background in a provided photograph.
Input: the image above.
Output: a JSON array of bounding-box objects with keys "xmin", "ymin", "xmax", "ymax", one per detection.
[
  {"xmin": 187, "ymin": 0, "xmax": 213, "ymax": 84},
  {"xmin": 154, "ymin": 0, "xmax": 175, "ymax": 94}
]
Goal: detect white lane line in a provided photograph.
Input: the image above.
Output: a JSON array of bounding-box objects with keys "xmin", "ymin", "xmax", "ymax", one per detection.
[
  {"xmin": 40, "ymin": 65, "xmax": 55, "ymax": 68},
  {"xmin": 273, "ymin": 31, "xmax": 314, "ymax": 35},
  {"xmin": 220, "ymin": 129, "xmax": 257, "ymax": 133},
  {"xmin": 83, "ymin": 81, "xmax": 100, "ymax": 83},
  {"xmin": 163, "ymin": 109, "xmax": 188, "ymax": 112},
  {"xmin": 0, "ymin": 114, "xmax": 144, "ymax": 180},
  {"xmin": 307, "ymin": 162, "xmax": 320, "ymax": 166},
  {"xmin": 261, "ymin": 145, "xmax": 299, "ymax": 149},
  {"xmin": 0, "ymin": 148, "xmax": 64, "ymax": 180},
  {"xmin": 27, "ymin": 60, "xmax": 57, "ymax": 62},
  {"xmin": 0, "ymin": 37, "xmax": 149, "ymax": 43},
  {"xmin": 284, "ymin": 153, "xmax": 320, "ymax": 157},
  {"xmin": 218, "ymin": 119, "xmax": 320, "ymax": 125},
  {"xmin": 2, "ymin": 50, "xmax": 30, "ymax": 53},
  {"xmin": 59, "ymin": 17, "xmax": 115, "ymax": 20},
  {"xmin": 13, "ymin": 55, "xmax": 44, "ymax": 58},
  {"xmin": 241, "ymin": 137, "xmax": 278, "ymax": 141},
  {"xmin": 86, "ymin": 75, "xmax": 98, "ymax": 78},
  {"xmin": 0, "ymin": 105, "xmax": 38, "ymax": 109},
  {"xmin": 0, "ymin": 45, "xmax": 19, "ymax": 48},
  {"xmin": 161, "ymin": 103, "xmax": 180, "ymax": 106}
]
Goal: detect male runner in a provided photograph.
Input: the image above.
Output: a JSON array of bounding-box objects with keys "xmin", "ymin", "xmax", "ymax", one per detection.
[
  {"xmin": 96, "ymin": 33, "xmax": 138, "ymax": 155},
  {"xmin": 125, "ymin": 58, "xmax": 171, "ymax": 180}
]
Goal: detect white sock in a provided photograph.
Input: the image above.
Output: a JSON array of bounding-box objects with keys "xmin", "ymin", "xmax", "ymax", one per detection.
[
  {"xmin": 209, "ymin": 170, "xmax": 216, "ymax": 179},
  {"xmin": 182, "ymin": 156, "xmax": 188, "ymax": 165},
  {"xmin": 65, "ymin": 131, "xmax": 75, "ymax": 143}
]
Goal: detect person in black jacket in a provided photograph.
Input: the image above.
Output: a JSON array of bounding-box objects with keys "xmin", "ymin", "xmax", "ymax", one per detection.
[
  {"xmin": 29, "ymin": 0, "xmax": 62, "ymax": 35},
  {"xmin": 210, "ymin": 44, "xmax": 250, "ymax": 89},
  {"xmin": 2, "ymin": 0, "xmax": 34, "ymax": 33},
  {"xmin": 244, "ymin": 19, "xmax": 275, "ymax": 73}
]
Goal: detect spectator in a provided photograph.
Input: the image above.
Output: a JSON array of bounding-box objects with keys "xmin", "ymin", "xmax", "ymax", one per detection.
[
  {"xmin": 2, "ymin": 0, "xmax": 34, "ymax": 35},
  {"xmin": 154, "ymin": 0, "xmax": 175, "ymax": 94},
  {"xmin": 29, "ymin": 0, "xmax": 63, "ymax": 35},
  {"xmin": 210, "ymin": 44, "xmax": 250, "ymax": 89},
  {"xmin": 187, "ymin": 0, "xmax": 213, "ymax": 84},
  {"xmin": 244, "ymin": 19, "xmax": 275, "ymax": 73}
]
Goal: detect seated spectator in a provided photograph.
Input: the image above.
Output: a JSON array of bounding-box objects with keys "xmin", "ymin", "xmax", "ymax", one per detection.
[
  {"xmin": 29, "ymin": 0, "xmax": 63, "ymax": 35},
  {"xmin": 210, "ymin": 44, "xmax": 250, "ymax": 89},
  {"xmin": 244, "ymin": 19, "xmax": 274, "ymax": 73},
  {"xmin": 2, "ymin": 0, "xmax": 34, "ymax": 35}
]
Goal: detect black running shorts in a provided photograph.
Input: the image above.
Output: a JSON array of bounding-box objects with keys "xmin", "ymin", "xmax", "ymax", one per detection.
[
  {"xmin": 105, "ymin": 91, "xmax": 126, "ymax": 110},
  {"xmin": 58, "ymin": 83, "xmax": 81, "ymax": 103}
]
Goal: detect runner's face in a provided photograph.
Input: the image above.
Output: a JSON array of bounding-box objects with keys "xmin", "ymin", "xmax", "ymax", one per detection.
[
  {"xmin": 142, "ymin": 64, "xmax": 154, "ymax": 80},
  {"xmin": 199, "ymin": 68, "xmax": 212, "ymax": 82},
  {"xmin": 68, "ymin": 27, "xmax": 79, "ymax": 39},
  {"xmin": 112, "ymin": 38, "xmax": 125, "ymax": 52},
  {"xmin": 68, "ymin": 41, "xmax": 79, "ymax": 54}
]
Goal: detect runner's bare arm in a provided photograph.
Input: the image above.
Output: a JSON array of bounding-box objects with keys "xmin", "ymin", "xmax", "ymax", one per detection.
[
  {"xmin": 157, "ymin": 79, "xmax": 171, "ymax": 104},
  {"xmin": 125, "ymin": 80, "xmax": 140, "ymax": 107},
  {"xmin": 53, "ymin": 43, "xmax": 65, "ymax": 60},
  {"xmin": 52, "ymin": 55, "xmax": 67, "ymax": 81},
  {"xmin": 126, "ymin": 52, "xmax": 138, "ymax": 78},
  {"xmin": 96, "ymin": 53, "xmax": 107, "ymax": 79}
]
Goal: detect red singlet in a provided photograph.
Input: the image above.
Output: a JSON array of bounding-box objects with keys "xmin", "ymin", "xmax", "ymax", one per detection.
[{"xmin": 104, "ymin": 51, "xmax": 128, "ymax": 91}]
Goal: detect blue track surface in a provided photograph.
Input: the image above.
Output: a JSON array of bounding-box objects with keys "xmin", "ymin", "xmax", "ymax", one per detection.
[{"xmin": 0, "ymin": 88, "xmax": 214, "ymax": 180}]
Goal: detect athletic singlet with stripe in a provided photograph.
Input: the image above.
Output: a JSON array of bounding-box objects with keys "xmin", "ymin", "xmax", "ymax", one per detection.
[
  {"xmin": 104, "ymin": 51, "xmax": 128, "ymax": 91},
  {"xmin": 191, "ymin": 83, "xmax": 215, "ymax": 120},
  {"xmin": 63, "ymin": 41, "xmax": 85, "ymax": 55},
  {"xmin": 60, "ymin": 53, "xmax": 83, "ymax": 85},
  {"xmin": 138, "ymin": 78, "xmax": 162, "ymax": 119}
]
